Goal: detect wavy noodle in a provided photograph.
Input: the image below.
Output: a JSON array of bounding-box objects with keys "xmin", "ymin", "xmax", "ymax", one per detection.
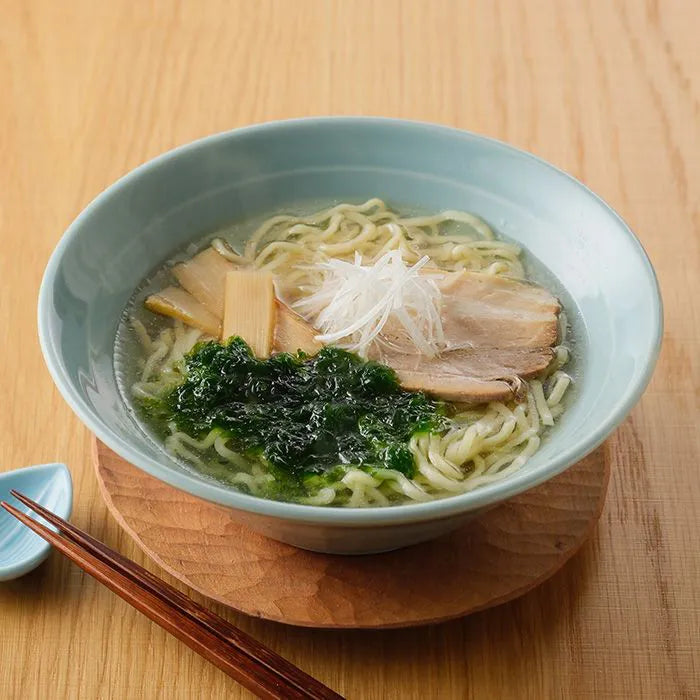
[
  {"xmin": 131, "ymin": 201, "xmax": 572, "ymax": 507},
  {"xmin": 223, "ymin": 198, "xmax": 525, "ymax": 302}
]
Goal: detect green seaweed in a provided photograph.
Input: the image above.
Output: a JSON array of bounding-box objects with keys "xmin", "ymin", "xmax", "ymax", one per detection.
[{"xmin": 142, "ymin": 337, "xmax": 445, "ymax": 480}]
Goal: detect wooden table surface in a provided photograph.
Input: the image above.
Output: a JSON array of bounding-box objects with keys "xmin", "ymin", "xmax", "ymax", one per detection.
[{"xmin": 1, "ymin": 1, "xmax": 698, "ymax": 698}]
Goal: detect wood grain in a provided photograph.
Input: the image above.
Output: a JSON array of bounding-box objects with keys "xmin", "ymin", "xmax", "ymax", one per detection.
[
  {"xmin": 0, "ymin": 0, "xmax": 698, "ymax": 697},
  {"xmin": 94, "ymin": 440, "xmax": 609, "ymax": 629}
]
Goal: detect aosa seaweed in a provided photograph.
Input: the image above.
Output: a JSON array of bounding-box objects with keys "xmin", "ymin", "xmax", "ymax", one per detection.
[{"xmin": 144, "ymin": 337, "xmax": 445, "ymax": 480}]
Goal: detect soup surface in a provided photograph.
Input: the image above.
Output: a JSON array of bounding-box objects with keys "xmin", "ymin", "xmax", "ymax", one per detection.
[{"xmin": 115, "ymin": 199, "xmax": 574, "ymax": 507}]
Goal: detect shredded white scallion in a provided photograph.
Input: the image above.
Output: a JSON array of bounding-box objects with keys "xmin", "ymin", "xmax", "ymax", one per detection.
[{"xmin": 293, "ymin": 250, "xmax": 446, "ymax": 358}]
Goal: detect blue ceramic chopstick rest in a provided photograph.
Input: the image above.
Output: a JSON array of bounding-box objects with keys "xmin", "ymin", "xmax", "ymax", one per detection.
[{"xmin": 0, "ymin": 463, "xmax": 73, "ymax": 581}]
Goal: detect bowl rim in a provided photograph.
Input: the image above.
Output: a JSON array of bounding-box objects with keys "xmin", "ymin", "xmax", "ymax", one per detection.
[{"xmin": 38, "ymin": 116, "xmax": 663, "ymax": 526}]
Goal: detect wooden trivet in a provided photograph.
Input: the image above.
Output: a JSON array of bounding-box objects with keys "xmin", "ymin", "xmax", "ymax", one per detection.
[{"xmin": 93, "ymin": 439, "xmax": 609, "ymax": 628}]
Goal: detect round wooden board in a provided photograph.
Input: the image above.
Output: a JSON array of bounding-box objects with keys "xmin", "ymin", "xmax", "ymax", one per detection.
[{"xmin": 93, "ymin": 439, "xmax": 609, "ymax": 629}]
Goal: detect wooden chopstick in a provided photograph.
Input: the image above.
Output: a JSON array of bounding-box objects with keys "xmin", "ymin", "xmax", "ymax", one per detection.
[
  {"xmin": 2, "ymin": 493, "xmax": 343, "ymax": 700},
  {"xmin": 8, "ymin": 489, "xmax": 338, "ymax": 699}
]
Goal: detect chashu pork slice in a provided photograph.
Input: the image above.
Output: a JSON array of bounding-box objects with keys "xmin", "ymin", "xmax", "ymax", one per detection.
[
  {"xmin": 372, "ymin": 270, "xmax": 561, "ymax": 403},
  {"xmin": 380, "ymin": 348, "xmax": 554, "ymax": 402},
  {"xmin": 438, "ymin": 270, "xmax": 560, "ymax": 350}
]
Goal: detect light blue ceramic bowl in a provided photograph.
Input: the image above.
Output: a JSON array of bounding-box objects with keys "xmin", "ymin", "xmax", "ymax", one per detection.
[{"xmin": 38, "ymin": 118, "xmax": 662, "ymax": 554}]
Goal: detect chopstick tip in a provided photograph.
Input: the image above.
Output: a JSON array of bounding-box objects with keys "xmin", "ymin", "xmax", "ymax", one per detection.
[
  {"xmin": 10, "ymin": 489, "xmax": 36, "ymax": 509},
  {"xmin": 1, "ymin": 500, "xmax": 21, "ymax": 516}
]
